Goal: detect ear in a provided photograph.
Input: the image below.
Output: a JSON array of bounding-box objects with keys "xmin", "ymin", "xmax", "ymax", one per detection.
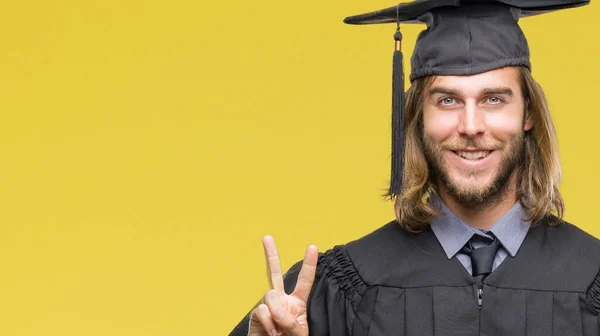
[
  {"xmin": 524, "ymin": 112, "xmax": 533, "ymax": 131},
  {"xmin": 523, "ymin": 101, "xmax": 533, "ymax": 131}
]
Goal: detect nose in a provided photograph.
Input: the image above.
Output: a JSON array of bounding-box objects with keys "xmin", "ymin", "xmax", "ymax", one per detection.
[{"xmin": 457, "ymin": 101, "xmax": 486, "ymax": 137}]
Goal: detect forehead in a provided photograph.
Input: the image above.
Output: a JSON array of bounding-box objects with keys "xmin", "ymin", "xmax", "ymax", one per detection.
[{"xmin": 429, "ymin": 67, "xmax": 521, "ymax": 94}]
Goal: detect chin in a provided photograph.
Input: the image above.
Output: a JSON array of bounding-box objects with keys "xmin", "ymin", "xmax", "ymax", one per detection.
[
  {"xmin": 453, "ymin": 181, "xmax": 492, "ymax": 195},
  {"xmin": 443, "ymin": 169, "xmax": 513, "ymax": 206},
  {"xmin": 447, "ymin": 174, "xmax": 496, "ymax": 194},
  {"xmin": 450, "ymin": 168, "xmax": 494, "ymax": 185}
]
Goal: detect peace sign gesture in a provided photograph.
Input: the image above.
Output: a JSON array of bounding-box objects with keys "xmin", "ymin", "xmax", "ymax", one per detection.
[{"xmin": 248, "ymin": 236, "xmax": 319, "ymax": 336}]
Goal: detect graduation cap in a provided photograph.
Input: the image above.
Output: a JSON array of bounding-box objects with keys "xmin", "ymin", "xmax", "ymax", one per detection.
[{"xmin": 344, "ymin": 0, "xmax": 589, "ymax": 197}]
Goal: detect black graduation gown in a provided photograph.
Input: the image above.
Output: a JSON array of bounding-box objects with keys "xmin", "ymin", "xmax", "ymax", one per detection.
[{"xmin": 231, "ymin": 217, "xmax": 600, "ymax": 335}]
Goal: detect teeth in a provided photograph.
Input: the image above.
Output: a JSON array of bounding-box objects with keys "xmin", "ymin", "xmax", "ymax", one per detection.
[{"xmin": 456, "ymin": 151, "xmax": 490, "ymax": 160}]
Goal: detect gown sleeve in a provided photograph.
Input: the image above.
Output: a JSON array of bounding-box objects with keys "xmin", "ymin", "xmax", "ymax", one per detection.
[
  {"xmin": 229, "ymin": 245, "xmax": 370, "ymax": 336},
  {"xmin": 585, "ymin": 268, "xmax": 600, "ymax": 316},
  {"xmin": 581, "ymin": 267, "xmax": 600, "ymax": 334}
]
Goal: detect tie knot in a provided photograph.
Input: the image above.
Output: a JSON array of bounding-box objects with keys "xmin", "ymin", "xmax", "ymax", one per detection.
[{"xmin": 462, "ymin": 234, "xmax": 499, "ymax": 277}]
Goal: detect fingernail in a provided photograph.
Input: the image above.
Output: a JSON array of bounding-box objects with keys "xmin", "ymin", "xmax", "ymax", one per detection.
[
  {"xmin": 270, "ymin": 330, "xmax": 277, "ymax": 336},
  {"xmin": 273, "ymin": 309, "xmax": 284, "ymax": 320}
]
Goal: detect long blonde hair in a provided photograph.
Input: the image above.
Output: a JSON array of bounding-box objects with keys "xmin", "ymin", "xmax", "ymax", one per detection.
[{"xmin": 394, "ymin": 66, "xmax": 564, "ymax": 232}]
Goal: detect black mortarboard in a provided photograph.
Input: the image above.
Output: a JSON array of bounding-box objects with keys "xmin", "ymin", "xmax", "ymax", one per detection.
[{"xmin": 344, "ymin": 0, "xmax": 589, "ymax": 197}]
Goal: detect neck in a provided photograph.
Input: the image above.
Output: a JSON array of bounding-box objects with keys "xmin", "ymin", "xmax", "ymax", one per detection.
[{"xmin": 438, "ymin": 172, "xmax": 519, "ymax": 229}]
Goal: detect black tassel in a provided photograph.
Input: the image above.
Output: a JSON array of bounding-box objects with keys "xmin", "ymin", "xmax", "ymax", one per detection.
[{"xmin": 390, "ymin": 24, "xmax": 405, "ymax": 197}]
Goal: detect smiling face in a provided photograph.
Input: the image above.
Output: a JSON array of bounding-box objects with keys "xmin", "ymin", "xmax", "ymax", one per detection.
[{"xmin": 422, "ymin": 66, "xmax": 533, "ymax": 207}]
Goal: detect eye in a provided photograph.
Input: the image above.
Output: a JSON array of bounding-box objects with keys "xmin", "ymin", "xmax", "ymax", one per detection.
[
  {"xmin": 487, "ymin": 96, "xmax": 503, "ymax": 104},
  {"xmin": 439, "ymin": 97, "xmax": 455, "ymax": 105}
]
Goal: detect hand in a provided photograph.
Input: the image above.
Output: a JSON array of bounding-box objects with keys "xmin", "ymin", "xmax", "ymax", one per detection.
[{"xmin": 248, "ymin": 235, "xmax": 318, "ymax": 336}]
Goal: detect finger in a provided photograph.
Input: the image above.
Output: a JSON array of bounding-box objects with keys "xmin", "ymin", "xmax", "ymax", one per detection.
[
  {"xmin": 263, "ymin": 235, "xmax": 285, "ymax": 292},
  {"xmin": 292, "ymin": 244, "xmax": 318, "ymax": 302},
  {"xmin": 251, "ymin": 304, "xmax": 278, "ymax": 336},
  {"xmin": 263, "ymin": 289, "xmax": 284, "ymax": 315},
  {"xmin": 271, "ymin": 306, "xmax": 306, "ymax": 336}
]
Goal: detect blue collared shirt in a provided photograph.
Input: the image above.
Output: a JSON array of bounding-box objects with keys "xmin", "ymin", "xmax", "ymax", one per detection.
[{"xmin": 430, "ymin": 196, "xmax": 531, "ymax": 275}]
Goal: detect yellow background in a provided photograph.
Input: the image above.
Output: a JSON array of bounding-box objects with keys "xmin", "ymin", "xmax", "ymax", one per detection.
[{"xmin": 0, "ymin": 0, "xmax": 597, "ymax": 335}]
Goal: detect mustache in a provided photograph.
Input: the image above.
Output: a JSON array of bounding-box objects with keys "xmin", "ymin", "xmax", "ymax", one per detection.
[{"xmin": 438, "ymin": 139, "xmax": 505, "ymax": 151}]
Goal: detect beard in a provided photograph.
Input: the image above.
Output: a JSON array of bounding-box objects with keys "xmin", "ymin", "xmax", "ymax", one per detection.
[{"xmin": 422, "ymin": 131, "xmax": 525, "ymax": 209}]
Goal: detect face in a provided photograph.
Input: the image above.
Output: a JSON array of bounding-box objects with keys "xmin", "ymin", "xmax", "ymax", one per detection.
[{"xmin": 422, "ymin": 67, "xmax": 533, "ymax": 206}]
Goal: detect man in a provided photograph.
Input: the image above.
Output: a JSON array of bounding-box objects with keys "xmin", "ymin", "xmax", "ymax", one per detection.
[{"xmin": 231, "ymin": 0, "xmax": 600, "ymax": 335}]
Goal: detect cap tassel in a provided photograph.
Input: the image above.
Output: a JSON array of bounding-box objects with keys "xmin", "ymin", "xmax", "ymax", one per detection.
[{"xmin": 390, "ymin": 18, "xmax": 405, "ymax": 197}]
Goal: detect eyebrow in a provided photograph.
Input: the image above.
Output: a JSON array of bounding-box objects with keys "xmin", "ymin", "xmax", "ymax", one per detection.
[
  {"xmin": 428, "ymin": 87, "xmax": 463, "ymax": 97},
  {"xmin": 428, "ymin": 86, "xmax": 514, "ymax": 97},
  {"xmin": 482, "ymin": 87, "xmax": 514, "ymax": 96}
]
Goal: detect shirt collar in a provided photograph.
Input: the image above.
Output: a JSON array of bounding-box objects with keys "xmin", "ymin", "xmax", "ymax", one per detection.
[
  {"xmin": 487, "ymin": 201, "xmax": 530, "ymax": 257},
  {"xmin": 430, "ymin": 195, "xmax": 530, "ymax": 259}
]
